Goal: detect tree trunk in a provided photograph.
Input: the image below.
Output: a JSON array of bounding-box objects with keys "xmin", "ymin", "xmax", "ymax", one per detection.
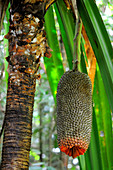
[
  {"xmin": 1, "ymin": 0, "xmax": 56, "ymax": 169},
  {"xmin": 39, "ymin": 103, "xmax": 43, "ymax": 164}
]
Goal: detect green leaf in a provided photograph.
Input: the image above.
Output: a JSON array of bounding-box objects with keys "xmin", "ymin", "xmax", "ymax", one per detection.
[
  {"xmin": 87, "ymin": 108, "xmax": 103, "ymax": 170},
  {"xmin": 44, "ymin": 6, "xmax": 64, "ymax": 79},
  {"xmin": 93, "ymin": 65, "xmax": 113, "ymax": 170},
  {"xmin": 44, "ymin": 6, "xmax": 64, "ymax": 103},
  {"xmin": 44, "ymin": 56, "xmax": 58, "ymax": 103},
  {"xmin": 77, "ymin": 0, "xmax": 113, "ymax": 112},
  {"xmin": 81, "ymin": 47, "xmax": 102, "ymax": 170},
  {"xmin": 78, "ymin": 155, "xmax": 86, "ymax": 170},
  {"xmin": 3, "ymin": 4, "xmax": 10, "ymax": 85},
  {"xmin": 54, "ymin": 0, "xmax": 75, "ymax": 69}
]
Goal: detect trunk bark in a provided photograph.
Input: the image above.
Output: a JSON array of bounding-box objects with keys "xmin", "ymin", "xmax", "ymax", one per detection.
[
  {"xmin": 1, "ymin": 0, "xmax": 56, "ymax": 169},
  {"xmin": 39, "ymin": 103, "xmax": 43, "ymax": 163}
]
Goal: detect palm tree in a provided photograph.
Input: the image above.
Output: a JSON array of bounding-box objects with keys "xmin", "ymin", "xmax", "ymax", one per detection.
[{"xmin": 0, "ymin": 0, "xmax": 113, "ymax": 169}]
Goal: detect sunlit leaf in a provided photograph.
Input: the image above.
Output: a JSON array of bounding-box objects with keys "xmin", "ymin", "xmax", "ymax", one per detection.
[
  {"xmin": 44, "ymin": 6, "xmax": 64, "ymax": 103},
  {"xmin": 77, "ymin": 0, "xmax": 113, "ymax": 112}
]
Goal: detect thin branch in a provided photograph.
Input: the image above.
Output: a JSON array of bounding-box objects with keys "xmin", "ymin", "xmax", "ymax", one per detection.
[{"xmin": 73, "ymin": 13, "xmax": 82, "ymax": 71}]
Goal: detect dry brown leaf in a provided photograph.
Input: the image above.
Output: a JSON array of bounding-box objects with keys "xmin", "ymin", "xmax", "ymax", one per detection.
[{"xmin": 82, "ymin": 25, "xmax": 96, "ymax": 91}]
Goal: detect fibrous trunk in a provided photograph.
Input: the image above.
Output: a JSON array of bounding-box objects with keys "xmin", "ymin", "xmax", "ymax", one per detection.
[{"xmin": 1, "ymin": 0, "xmax": 55, "ymax": 169}]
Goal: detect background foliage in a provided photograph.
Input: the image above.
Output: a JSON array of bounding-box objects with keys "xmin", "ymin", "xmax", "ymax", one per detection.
[{"xmin": 0, "ymin": 0, "xmax": 113, "ymax": 169}]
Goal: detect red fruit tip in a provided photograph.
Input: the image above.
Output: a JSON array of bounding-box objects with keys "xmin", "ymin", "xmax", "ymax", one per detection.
[{"xmin": 60, "ymin": 145, "xmax": 86, "ymax": 158}]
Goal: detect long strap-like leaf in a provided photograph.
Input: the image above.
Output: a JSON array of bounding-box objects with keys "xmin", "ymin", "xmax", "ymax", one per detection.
[
  {"xmin": 44, "ymin": 6, "xmax": 64, "ymax": 103},
  {"xmin": 77, "ymin": 0, "xmax": 113, "ymax": 112}
]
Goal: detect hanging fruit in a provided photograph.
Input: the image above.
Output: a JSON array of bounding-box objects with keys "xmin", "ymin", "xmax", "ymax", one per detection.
[{"xmin": 57, "ymin": 69, "xmax": 92, "ymax": 158}]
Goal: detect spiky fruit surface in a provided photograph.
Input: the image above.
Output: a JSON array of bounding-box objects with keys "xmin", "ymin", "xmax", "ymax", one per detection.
[{"xmin": 57, "ymin": 70, "xmax": 92, "ymax": 158}]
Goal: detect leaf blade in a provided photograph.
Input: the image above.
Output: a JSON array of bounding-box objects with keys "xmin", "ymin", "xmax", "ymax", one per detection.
[{"xmin": 77, "ymin": 0, "xmax": 113, "ymax": 112}]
